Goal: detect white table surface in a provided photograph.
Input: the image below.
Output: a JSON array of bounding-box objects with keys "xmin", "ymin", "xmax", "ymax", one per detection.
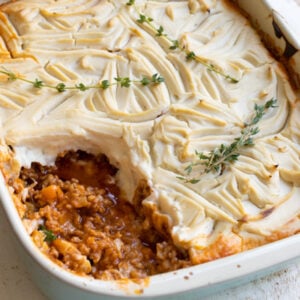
[{"xmin": 1, "ymin": 205, "xmax": 299, "ymax": 300}]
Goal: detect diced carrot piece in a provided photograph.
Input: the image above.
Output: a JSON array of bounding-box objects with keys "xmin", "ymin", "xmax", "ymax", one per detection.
[{"xmin": 40, "ymin": 185, "xmax": 63, "ymax": 204}]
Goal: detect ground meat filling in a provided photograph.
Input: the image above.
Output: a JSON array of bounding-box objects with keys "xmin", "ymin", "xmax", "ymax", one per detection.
[{"xmin": 19, "ymin": 150, "xmax": 191, "ymax": 280}]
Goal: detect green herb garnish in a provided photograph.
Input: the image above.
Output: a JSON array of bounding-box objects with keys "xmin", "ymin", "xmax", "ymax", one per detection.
[
  {"xmin": 186, "ymin": 51, "xmax": 196, "ymax": 61},
  {"xmin": 114, "ymin": 76, "xmax": 131, "ymax": 87},
  {"xmin": 178, "ymin": 98, "xmax": 277, "ymax": 183},
  {"xmin": 137, "ymin": 14, "xmax": 153, "ymax": 24},
  {"xmin": 38, "ymin": 225, "xmax": 57, "ymax": 242},
  {"xmin": 156, "ymin": 25, "xmax": 166, "ymax": 37},
  {"xmin": 100, "ymin": 79, "xmax": 110, "ymax": 89},
  {"xmin": 129, "ymin": 6, "xmax": 238, "ymax": 83},
  {"xmin": 0, "ymin": 69, "xmax": 164, "ymax": 92},
  {"xmin": 150, "ymin": 73, "xmax": 165, "ymax": 84},
  {"xmin": 126, "ymin": 0, "xmax": 135, "ymax": 5},
  {"xmin": 169, "ymin": 39, "xmax": 180, "ymax": 50},
  {"xmin": 33, "ymin": 79, "xmax": 44, "ymax": 88},
  {"xmin": 56, "ymin": 82, "xmax": 66, "ymax": 92}
]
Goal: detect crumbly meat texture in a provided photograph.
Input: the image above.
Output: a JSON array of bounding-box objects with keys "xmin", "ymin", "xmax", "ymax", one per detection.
[{"xmin": 18, "ymin": 150, "xmax": 191, "ymax": 280}]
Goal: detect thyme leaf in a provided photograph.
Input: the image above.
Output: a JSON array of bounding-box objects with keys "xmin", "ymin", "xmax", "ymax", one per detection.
[
  {"xmin": 156, "ymin": 25, "xmax": 166, "ymax": 37},
  {"xmin": 2, "ymin": 68, "xmax": 17, "ymax": 81},
  {"xmin": 137, "ymin": 14, "xmax": 153, "ymax": 24},
  {"xmin": 169, "ymin": 39, "xmax": 180, "ymax": 50},
  {"xmin": 0, "ymin": 69, "xmax": 164, "ymax": 92},
  {"xmin": 186, "ymin": 51, "xmax": 196, "ymax": 61},
  {"xmin": 114, "ymin": 76, "xmax": 131, "ymax": 87},
  {"xmin": 151, "ymin": 73, "xmax": 165, "ymax": 84},
  {"xmin": 56, "ymin": 82, "xmax": 66, "ymax": 92},
  {"xmin": 38, "ymin": 225, "xmax": 57, "ymax": 242},
  {"xmin": 126, "ymin": 0, "xmax": 135, "ymax": 5},
  {"xmin": 75, "ymin": 83, "xmax": 89, "ymax": 91},
  {"xmin": 180, "ymin": 98, "xmax": 277, "ymax": 183},
  {"xmin": 33, "ymin": 79, "xmax": 44, "ymax": 88},
  {"xmin": 100, "ymin": 79, "xmax": 110, "ymax": 89},
  {"xmin": 140, "ymin": 76, "xmax": 151, "ymax": 86}
]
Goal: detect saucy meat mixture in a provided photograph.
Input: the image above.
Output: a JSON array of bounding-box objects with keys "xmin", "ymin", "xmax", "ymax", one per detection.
[{"xmin": 19, "ymin": 150, "xmax": 191, "ymax": 280}]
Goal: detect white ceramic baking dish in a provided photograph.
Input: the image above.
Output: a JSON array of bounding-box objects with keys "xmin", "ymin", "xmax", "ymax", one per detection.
[
  {"xmin": 235, "ymin": 0, "xmax": 300, "ymax": 88},
  {"xmin": 0, "ymin": 1, "xmax": 299, "ymax": 299},
  {"xmin": 0, "ymin": 169, "xmax": 299, "ymax": 300}
]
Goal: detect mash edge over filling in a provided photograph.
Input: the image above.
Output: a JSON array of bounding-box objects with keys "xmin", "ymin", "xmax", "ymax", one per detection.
[{"xmin": 12, "ymin": 150, "xmax": 192, "ymax": 280}]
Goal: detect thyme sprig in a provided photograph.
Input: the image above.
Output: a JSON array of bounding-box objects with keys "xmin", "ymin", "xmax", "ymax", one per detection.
[
  {"xmin": 178, "ymin": 98, "xmax": 277, "ymax": 183},
  {"xmin": 0, "ymin": 69, "xmax": 164, "ymax": 92},
  {"xmin": 126, "ymin": 1, "xmax": 238, "ymax": 83}
]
